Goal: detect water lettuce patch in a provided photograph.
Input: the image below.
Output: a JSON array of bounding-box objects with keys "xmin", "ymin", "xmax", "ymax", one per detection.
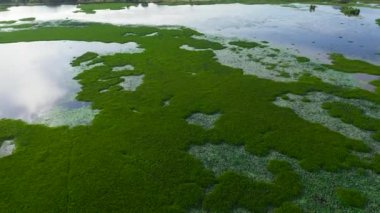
[{"xmin": 0, "ymin": 22, "xmax": 379, "ymax": 212}]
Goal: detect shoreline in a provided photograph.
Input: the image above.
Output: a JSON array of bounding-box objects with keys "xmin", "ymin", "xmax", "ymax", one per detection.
[{"xmin": 0, "ymin": 0, "xmax": 379, "ymax": 9}]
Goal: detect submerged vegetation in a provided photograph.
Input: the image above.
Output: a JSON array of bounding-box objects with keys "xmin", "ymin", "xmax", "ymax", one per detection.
[{"xmin": 0, "ymin": 19, "xmax": 379, "ymax": 211}]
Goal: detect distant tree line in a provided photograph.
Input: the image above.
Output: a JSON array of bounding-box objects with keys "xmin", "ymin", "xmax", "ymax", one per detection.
[
  {"xmin": 0, "ymin": 0, "xmax": 139, "ymax": 5},
  {"xmin": 0, "ymin": 0, "xmax": 356, "ymax": 5}
]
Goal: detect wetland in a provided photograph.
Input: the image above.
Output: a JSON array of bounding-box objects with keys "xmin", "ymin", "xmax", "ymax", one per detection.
[{"xmin": 0, "ymin": 2, "xmax": 379, "ymax": 212}]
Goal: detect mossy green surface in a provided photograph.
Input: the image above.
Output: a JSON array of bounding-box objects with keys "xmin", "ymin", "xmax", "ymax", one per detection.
[
  {"xmin": 326, "ymin": 53, "xmax": 380, "ymax": 75},
  {"xmin": 336, "ymin": 188, "xmax": 368, "ymax": 208},
  {"xmin": 0, "ymin": 22, "xmax": 379, "ymax": 211}
]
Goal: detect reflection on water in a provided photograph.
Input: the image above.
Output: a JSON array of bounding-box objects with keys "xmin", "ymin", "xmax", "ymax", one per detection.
[
  {"xmin": 0, "ymin": 41, "xmax": 141, "ymax": 124},
  {"xmin": 0, "ymin": 3, "xmax": 379, "ymax": 63}
]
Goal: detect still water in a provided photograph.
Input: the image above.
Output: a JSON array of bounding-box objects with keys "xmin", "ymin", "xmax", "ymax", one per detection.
[{"xmin": 0, "ymin": 3, "xmax": 379, "ymax": 63}]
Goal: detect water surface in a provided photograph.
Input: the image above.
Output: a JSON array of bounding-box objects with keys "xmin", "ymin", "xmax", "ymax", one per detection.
[
  {"xmin": 0, "ymin": 3, "xmax": 379, "ymax": 63},
  {"xmin": 0, "ymin": 41, "xmax": 141, "ymax": 123}
]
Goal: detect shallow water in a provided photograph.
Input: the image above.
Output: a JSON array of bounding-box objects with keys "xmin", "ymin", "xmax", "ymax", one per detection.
[
  {"xmin": 0, "ymin": 140, "xmax": 15, "ymax": 158},
  {"xmin": 0, "ymin": 41, "xmax": 141, "ymax": 123},
  {"xmin": 0, "ymin": 3, "xmax": 379, "ymax": 63}
]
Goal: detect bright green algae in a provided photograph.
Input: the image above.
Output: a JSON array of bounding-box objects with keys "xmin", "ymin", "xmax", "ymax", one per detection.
[{"xmin": 0, "ymin": 22, "xmax": 379, "ymax": 212}]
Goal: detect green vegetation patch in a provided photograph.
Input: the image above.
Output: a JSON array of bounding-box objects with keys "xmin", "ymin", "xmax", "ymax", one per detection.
[
  {"xmin": 203, "ymin": 160, "xmax": 302, "ymax": 212},
  {"xmin": 0, "ymin": 22, "xmax": 379, "ymax": 211},
  {"xmin": 340, "ymin": 6, "xmax": 361, "ymax": 16},
  {"xmin": 274, "ymin": 92, "xmax": 380, "ymax": 155},
  {"xmin": 323, "ymin": 101, "xmax": 380, "ymax": 141},
  {"xmin": 336, "ymin": 188, "xmax": 368, "ymax": 208},
  {"xmin": 71, "ymin": 51, "xmax": 99, "ymax": 66},
  {"xmin": 76, "ymin": 3, "xmax": 135, "ymax": 14},
  {"xmin": 377, "ymin": 19, "xmax": 380, "ymax": 26},
  {"xmin": 296, "ymin": 56, "xmax": 310, "ymax": 63},
  {"xmin": 372, "ymin": 154, "xmax": 380, "ymax": 173},
  {"xmin": 0, "ymin": 5, "xmax": 9, "ymax": 12},
  {"xmin": 0, "ymin": 20, "xmax": 16, "ymax": 24},
  {"xmin": 190, "ymin": 143, "xmax": 380, "ymax": 212},
  {"xmin": 326, "ymin": 53, "xmax": 380, "ymax": 75},
  {"xmin": 19, "ymin": 17, "xmax": 36, "ymax": 22},
  {"xmin": 229, "ymin": 40, "xmax": 266, "ymax": 49}
]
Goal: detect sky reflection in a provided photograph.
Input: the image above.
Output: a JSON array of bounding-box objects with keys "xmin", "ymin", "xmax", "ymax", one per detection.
[{"xmin": 0, "ymin": 41, "xmax": 141, "ymax": 122}]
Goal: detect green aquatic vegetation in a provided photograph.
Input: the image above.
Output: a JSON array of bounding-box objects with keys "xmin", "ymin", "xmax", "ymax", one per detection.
[
  {"xmin": 200, "ymin": 36, "xmax": 376, "ymax": 91},
  {"xmin": 190, "ymin": 143, "xmax": 380, "ymax": 212},
  {"xmin": 327, "ymin": 53, "xmax": 380, "ymax": 75},
  {"xmin": 0, "ymin": 23, "xmax": 36, "ymax": 31},
  {"xmin": 203, "ymin": 160, "xmax": 302, "ymax": 212},
  {"xmin": 336, "ymin": 188, "xmax": 368, "ymax": 208},
  {"xmin": 274, "ymin": 202, "xmax": 301, "ymax": 213},
  {"xmin": 71, "ymin": 52, "xmax": 99, "ymax": 66},
  {"xmin": 189, "ymin": 143, "xmax": 273, "ymax": 181},
  {"xmin": 229, "ymin": 40, "xmax": 265, "ymax": 49},
  {"xmin": 0, "ymin": 22, "xmax": 380, "ymax": 211},
  {"xmin": 278, "ymin": 71, "xmax": 290, "ymax": 78},
  {"xmin": 19, "ymin": 17, "xmax": 36, "ymax": 22},
  {"xmin": 0, "ymin": 20, "xmax": 16, "ymax": 24},
  {"xmin": 273, "ymin": 92, "xmax": 380, "ymax": 154},
  {"xmin": 323, "ymin": 102, "xmax": 380, "ymax": 141},
  {"xmin": 370, "ymin": 79, "xmax": 380, "ymax": 94},
  {"xmin": 76, "ymin": 3, "xmax": 135, "ymax": 14},
  {"xmin": 0, "ymin": 5, "xmax": 8, "ymax": 12},
  {"xmin": 372, "ymin": 154, "xmax": 380, "ymax": 173},
  {"xmin": 340, "ymin": 6, "xmax": 361, "ymax": 16},
  {"xmin": 296, "ymin": 56, "xmax": 310, "ymax": 63},
  {"xmin": 377, "ymin": 19, "xmax": 380, "ymax": 26}
]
